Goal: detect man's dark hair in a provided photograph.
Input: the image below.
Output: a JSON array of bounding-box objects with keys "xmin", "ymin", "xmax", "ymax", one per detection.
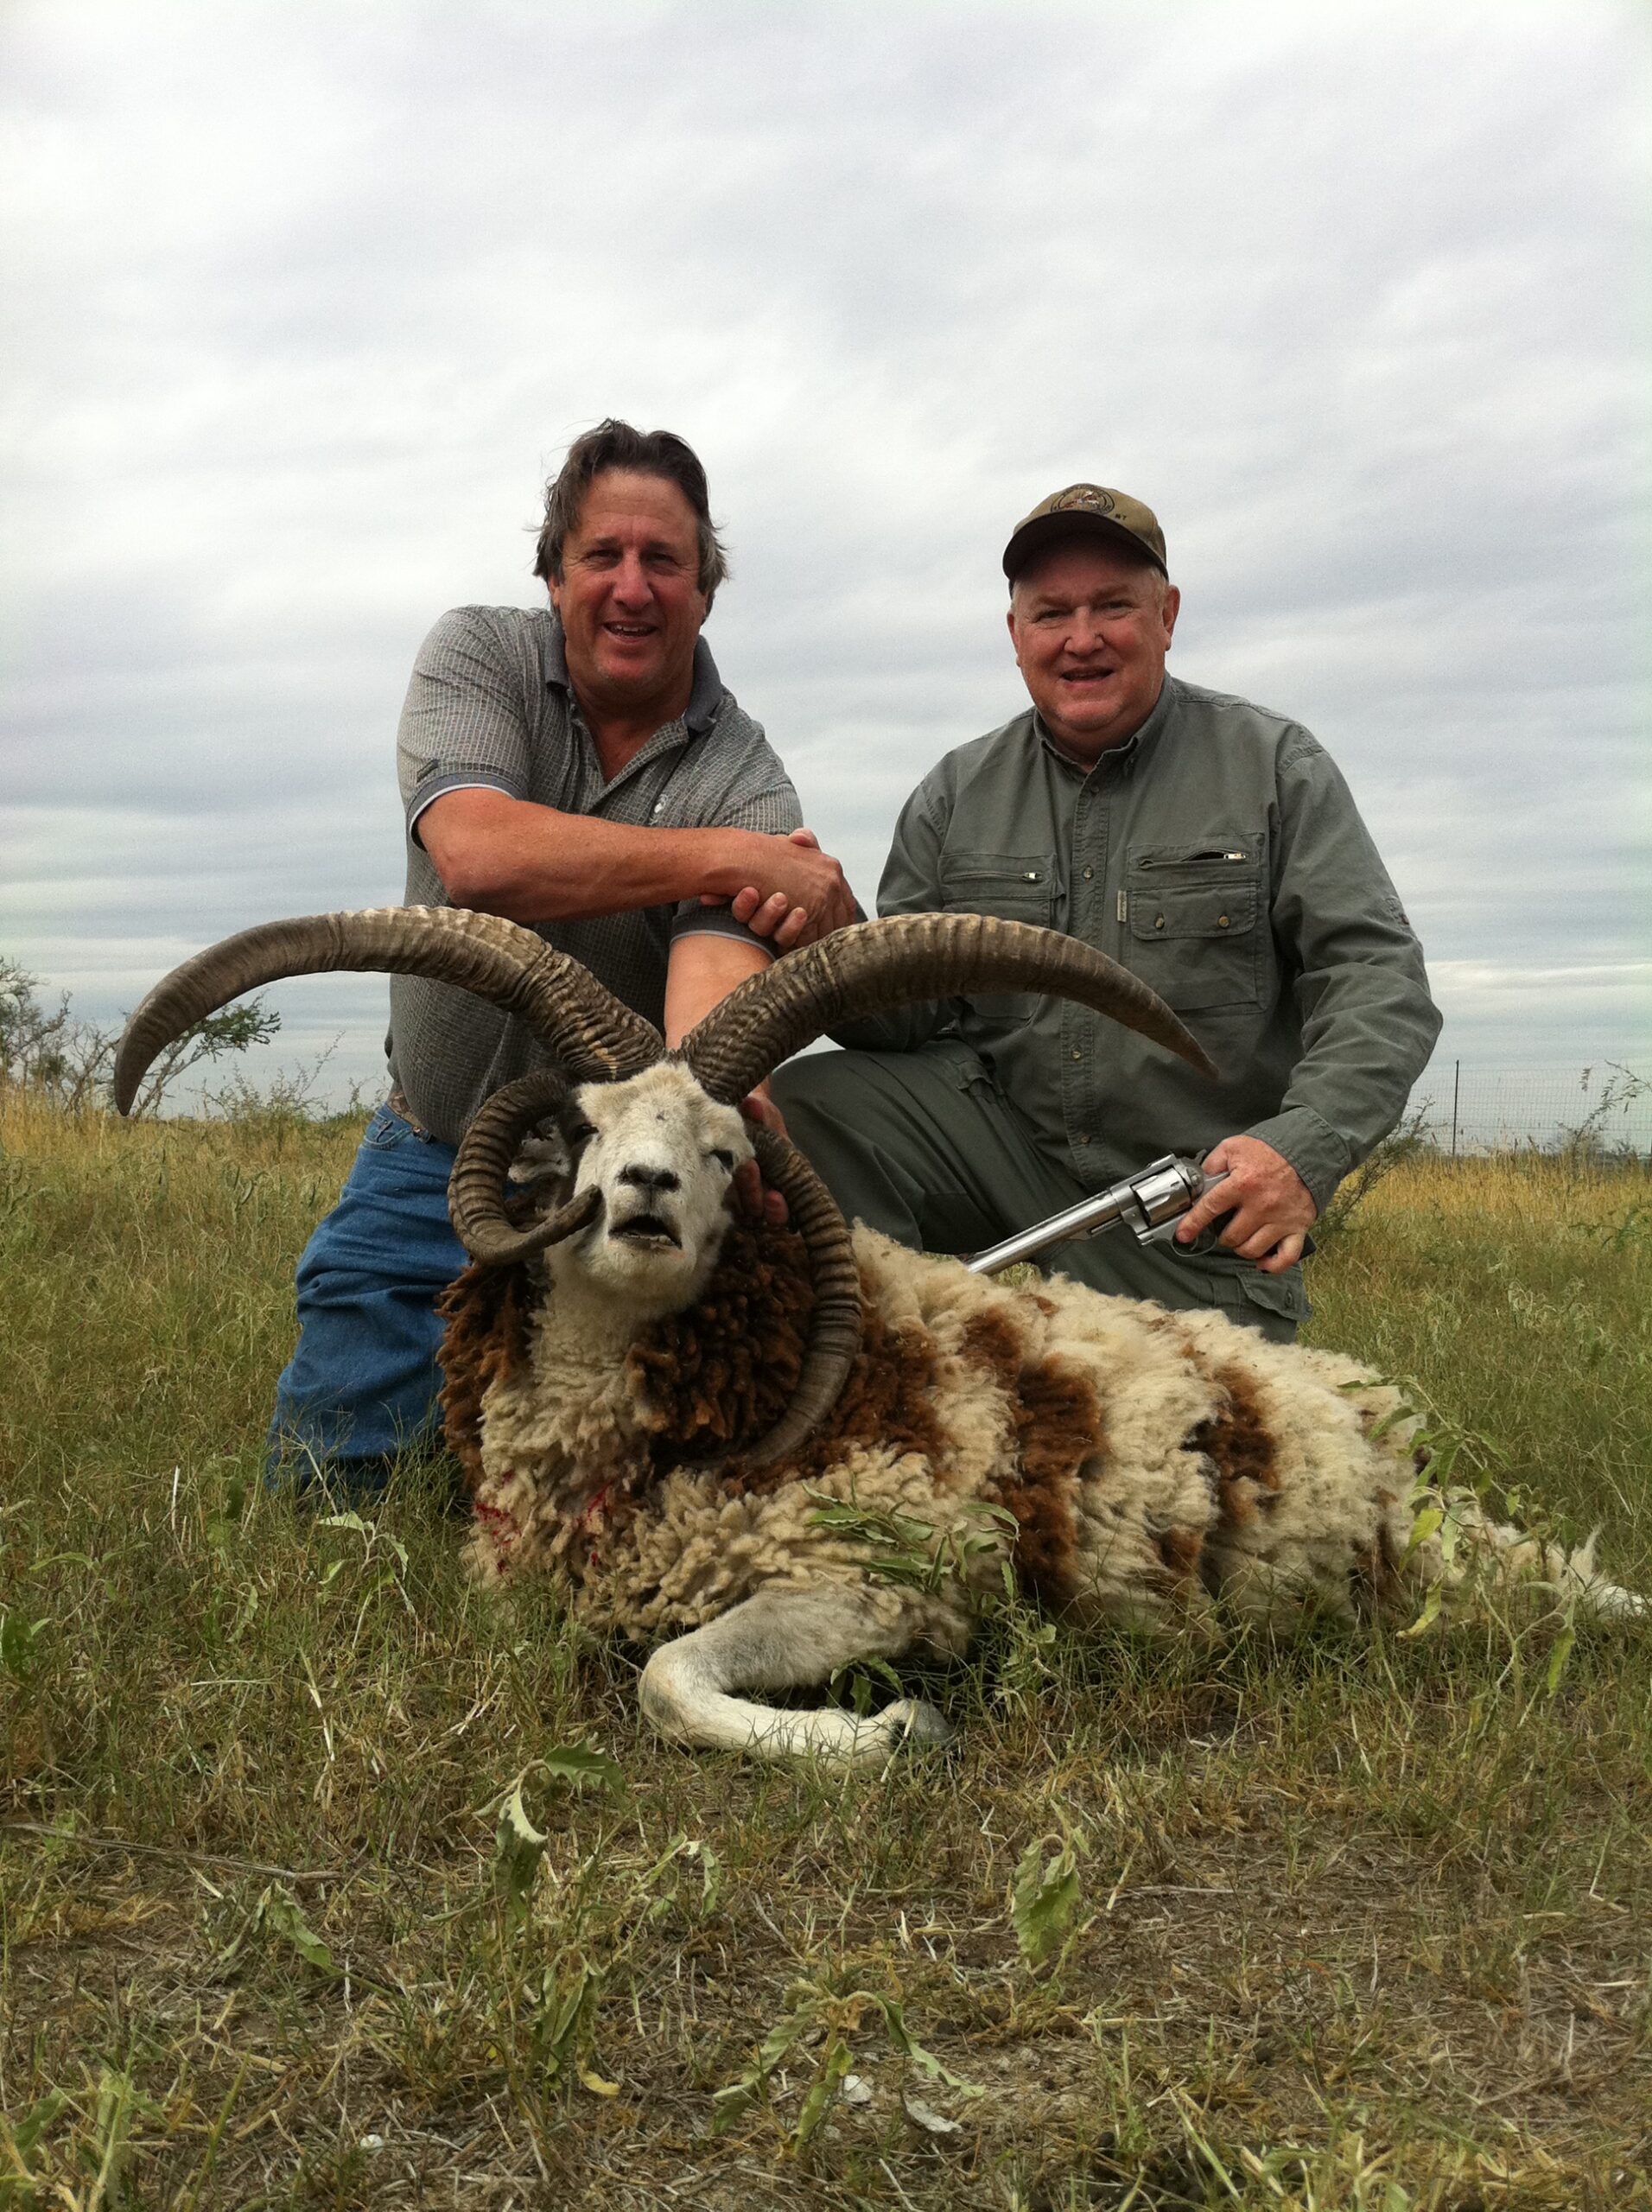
[{"xmin": 533, "ymin": 419, "xmax": 729, "ymax": 605}]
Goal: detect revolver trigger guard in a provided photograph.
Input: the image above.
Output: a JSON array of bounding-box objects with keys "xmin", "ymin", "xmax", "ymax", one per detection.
[{"xmin": 1138, "ymin": 1214, "xmax": 1222, "ymax": 1254}]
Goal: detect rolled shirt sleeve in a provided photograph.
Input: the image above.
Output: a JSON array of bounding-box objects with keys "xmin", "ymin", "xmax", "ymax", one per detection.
[{"xmin": 397, "ymin": 607, "xmax": 534, "ymax": 841}]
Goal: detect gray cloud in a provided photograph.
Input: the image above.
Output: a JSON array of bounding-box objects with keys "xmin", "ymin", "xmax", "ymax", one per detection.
[{"xmin": 3, "ymin": 0, "xmax": 1646, "ymax": 1110}]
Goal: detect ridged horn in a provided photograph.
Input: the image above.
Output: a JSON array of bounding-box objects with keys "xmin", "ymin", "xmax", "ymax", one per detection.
[
  {"xmin": 113, "ymin": 906, "xmax": 664, "ymax": 1114},
  {"xmin": 734, "ymin": 1124, "xmax": 863, "ymax": 1471},
  {"xmin": 677, "ymin": 912, "xmax": 1218, "ymax": 1103},
  {"xmin": 448, "ymin": 1069, "xmax": 602, "ymax": 1267}
]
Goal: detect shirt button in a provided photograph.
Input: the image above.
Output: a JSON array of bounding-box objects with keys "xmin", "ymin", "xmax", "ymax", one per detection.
[
  {"xmin": 1077, "ymin": 1133, "xmax": 1091, "ymax": 1145},
  {"xmin": 1154, "ymin": 914, "xmax": 1166, "ymax": 931},
  {"xmin": 1217, "ymin": 914, "xmax": 1229, "ymax": 928},
  {"xmin": 1082, "ymin": 866, "xmax": 1094, "ymax": 881},
  {"xmin": 1071, "ymin": 1048, "xmax": 1083, "ymax": 1061}
]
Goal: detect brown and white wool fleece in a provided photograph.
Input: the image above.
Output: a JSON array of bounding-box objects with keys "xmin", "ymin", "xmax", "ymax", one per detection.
[{"xmin": 431, "ymin": 1215, "xmax": 1575, "ymax": 1655}]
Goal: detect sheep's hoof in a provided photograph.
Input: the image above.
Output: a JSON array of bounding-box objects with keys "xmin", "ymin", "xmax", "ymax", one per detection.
[{"xmin": 877, "ymin": 1698, "xmax": 957, "ymax": 1755}]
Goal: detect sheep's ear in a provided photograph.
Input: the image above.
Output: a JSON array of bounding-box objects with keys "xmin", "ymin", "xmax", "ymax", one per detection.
[
  {"xmin": 506, "ymin": 1131, "xmax": 574, "ymax": 1199},
  {"xmin": 450, "ymin": 1071, "xmax": 603, "ymax": 1266}
]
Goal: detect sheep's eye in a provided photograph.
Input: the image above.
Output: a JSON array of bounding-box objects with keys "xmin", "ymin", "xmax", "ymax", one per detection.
[
  {"xmin": 565, "ymin": 1120, "xmax": 597, "ymax": 1147},
  {"xmin": 709, "ymin": 1147, "xmax": 735, "ymax": 1171}
]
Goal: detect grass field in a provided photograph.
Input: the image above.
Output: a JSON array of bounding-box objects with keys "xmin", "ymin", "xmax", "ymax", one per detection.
[{"xmin": 3, "ymin": 1089, "xmax": 1649, "ymax": 2209}]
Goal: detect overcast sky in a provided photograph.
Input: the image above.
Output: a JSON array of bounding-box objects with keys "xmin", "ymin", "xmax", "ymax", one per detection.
[{"xmin": 3, "ymin": 0, "xmax": 1647, "ymax": 1120}]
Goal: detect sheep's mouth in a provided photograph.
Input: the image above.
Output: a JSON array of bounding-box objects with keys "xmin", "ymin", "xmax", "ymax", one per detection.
[{"xmin": 612, "ymin": 1211, "xmax": 682, "ymax": 1249}]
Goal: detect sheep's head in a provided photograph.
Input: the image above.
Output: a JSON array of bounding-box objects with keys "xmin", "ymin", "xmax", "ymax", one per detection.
[
  {"xmin": 561, "ymin": 1063, "xmax": 751, "ymax": 1311},
  {"xmin": 111, "ymin": 903, "xmax": 1217, "ymax": 1469}
]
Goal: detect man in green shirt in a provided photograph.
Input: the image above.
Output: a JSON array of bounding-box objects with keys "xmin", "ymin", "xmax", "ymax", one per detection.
[{"xmin": 768, "ymin": 484, "xmax": 1442, "ymax": 1340}]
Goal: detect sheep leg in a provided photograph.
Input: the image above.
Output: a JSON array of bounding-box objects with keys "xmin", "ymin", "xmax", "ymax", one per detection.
[{"xmin": 639, "ymin": 1588, "xmax": 956, "ymax": 1767}]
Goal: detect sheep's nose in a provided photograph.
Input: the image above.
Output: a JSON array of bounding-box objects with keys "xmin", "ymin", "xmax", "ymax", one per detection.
[{"xmin": 619, "ymin": 1164, "xmax": 680, "ymax": 1195}]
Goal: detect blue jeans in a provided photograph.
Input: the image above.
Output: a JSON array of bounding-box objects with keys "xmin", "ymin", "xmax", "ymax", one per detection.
[{"xmin": 266, "ymin": 1103, "xmax": 467, "ymax": 1489}]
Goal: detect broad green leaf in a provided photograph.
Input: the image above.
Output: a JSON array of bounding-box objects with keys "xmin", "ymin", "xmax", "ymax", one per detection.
[
  {"xmin": 260, "ymin": 1887, "xmax": 336, "ymax": 1974},
  {"xmin": 1399, "ymin": 1581, "xmax": 1445, "ymax": 1639},
  {"xmin": 1545, "ymin": 1623, "xmax": 1577, "ymax": 1694},
  {"xmin": 757, "ymin": 1999, "xmax": 816, "ymax": 2075},
  {"xmin": 83, "ymin": 2063, "xmax": 158, "ymax": 2191},
  {"xmin": 793, "ymin": 2037, "xmax": 853, "ymax": 2148},
  {"xmin": 1438, "ymin": 1491, "xmax": 1476, "ymax": 1568},
  {"xmin": 684, "ymin": 1838, "xmax": 722, "ymax": 1918},
  {"xmin": 492, "ymin": 1780, "xmax": 548, "ymax": 1921},
  {"xmin": 541, "ymin": 1742, "xmax": 622, "ymax": 1791},
  {"xmin": 710, "ymin": 2080, "xmax": 760, "ymax": 2132},
  {"xmin": 319, "ymin": 1511, "xmax": 371, "ymax": 1538},
  {"xmin": 1011, "ymin": 1834, "xmax": 1083, "ymax": 1968},
  {"xmin": 529, "ymin": 1963, "xmax": 600, "ymax": 2075},
  {"xmin": 1404, "ymin": 1506, "xmax": 1443, "ymax": 1556},
  {"xmin": 0, "ymin": 1608, "xmax": 47, "ymax": 1678},
  {"xmin": 711, "ymin": 1995, "xmax": 816, "ymax": 2133},
  {"xmin": 10, "ymin": 2086, "xmax": 70, "ymax": 2163}
]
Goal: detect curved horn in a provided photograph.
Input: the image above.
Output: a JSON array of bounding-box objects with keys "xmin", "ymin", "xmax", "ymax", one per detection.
[
  {"xmin": 732, "ymin": 1124, "xmax": 863, "ymax": 1472},
  {"xmin": 113, "ymin": 906, "xmax": 663, "ymax": 1114},
  {"xmin": 448, "ymin": 1069, "xmax": 602, "ymax": 1267},
  {"xmin": 677, "ymin": 913, "xmax": 1217, "ymax": 1104}
]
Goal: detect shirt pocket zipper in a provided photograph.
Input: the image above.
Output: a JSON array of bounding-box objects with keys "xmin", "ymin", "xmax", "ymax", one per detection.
[
  {"xmin": 1121, "ymin": 844, "xmax": 1254, "ymax": 923},
  {"xmin": 1133, "ymin": 847, "xmax": 1249, "ymax": 867}
]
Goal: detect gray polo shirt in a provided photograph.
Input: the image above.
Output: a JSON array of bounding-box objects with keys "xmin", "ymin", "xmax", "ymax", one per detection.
[
  {"xmin": 836, "ymin": 674, "xmax": 1441, "ymax": 1212},
  {"xmin": 386, "ymin": 604, "xmax": 801, "ymax": 1143}
]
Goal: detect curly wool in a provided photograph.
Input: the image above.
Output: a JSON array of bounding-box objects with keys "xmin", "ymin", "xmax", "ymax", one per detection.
[
  {"xmin": 451, "ymin": 1215, "xmax": 1515, "ymax": 1645},
  {"xmin": 446, "ymin": 1203, "xmax": 1635, "ymax": 1655},
  {"xmin": 628, "ymin": 1220, "xmax": 816, "ymax": 1466},
  {"xmin": 436, "ymin": 1257, "xmax": 536, "ymax": 1496},
  {"xmin": 440, "ymin": 1219, "xmax": 821, "ymax": 1494}
]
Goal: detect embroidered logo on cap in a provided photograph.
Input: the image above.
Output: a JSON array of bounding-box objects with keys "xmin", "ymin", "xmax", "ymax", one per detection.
[{"xmin": 1051, "ymin": 486, "xmax": 1118, "ymax": 517}]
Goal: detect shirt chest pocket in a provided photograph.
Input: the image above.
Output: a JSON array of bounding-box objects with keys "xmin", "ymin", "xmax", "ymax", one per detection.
[
  {"xmin": 937, "ymin": 849, "xmax": 1057, "ymax": 1022},
  {"xmin": 1125, "ymin": 840, "xmax": 1264, "ymax": 1013}
]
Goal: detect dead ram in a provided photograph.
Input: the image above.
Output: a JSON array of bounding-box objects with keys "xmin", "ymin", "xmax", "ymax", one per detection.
[{"xmin": 116, "ymin": 909, "xmax": 1643, "ymax": 1764}]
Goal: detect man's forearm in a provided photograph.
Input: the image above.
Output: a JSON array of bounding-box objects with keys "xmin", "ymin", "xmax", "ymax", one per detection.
[
  {"xmin": 420, "ymin": 790, "xmax": 856, "ymax": 942},
  {"xmin": 666, "ymin": 933, "xmax": 789, "ymax": 1224},
  {"xmin": 421, "ymin": 791, "xmax": 762, "ymax": 924},
  {"xmin": 664, "ymin": 932, "xmax": 772, "ymax": 1050}
]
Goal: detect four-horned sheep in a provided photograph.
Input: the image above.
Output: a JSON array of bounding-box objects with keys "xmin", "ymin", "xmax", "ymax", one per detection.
[{"xmin": 116, "ymin": 906, "xmax": 1642, "ymax": 1764}]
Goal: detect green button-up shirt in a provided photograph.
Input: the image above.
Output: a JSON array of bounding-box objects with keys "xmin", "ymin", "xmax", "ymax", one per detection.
[{"xmin": 836, "ymin": 675, "xmax": 1441, "ymax": 1213}]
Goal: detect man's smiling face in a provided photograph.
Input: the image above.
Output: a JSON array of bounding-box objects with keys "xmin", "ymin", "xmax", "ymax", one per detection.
[
  {"xmin": 550, "ymin": 468, "xmax": 709, "ymax": 723},
  {"xmin": 1007, "ymin": 538, "xmax": 1180, "ymax": 763}
]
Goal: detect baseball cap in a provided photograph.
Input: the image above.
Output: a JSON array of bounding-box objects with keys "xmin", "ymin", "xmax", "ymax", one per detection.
[{"xmin": 1002, "ymin": 483, "xmax": 1168, "ymax": 582}]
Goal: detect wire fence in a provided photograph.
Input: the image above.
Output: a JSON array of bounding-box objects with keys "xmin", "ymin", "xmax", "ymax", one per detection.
[{"xmin": 1403, "ymin": 1060, "xmax": 1651, "ymax": 1163}]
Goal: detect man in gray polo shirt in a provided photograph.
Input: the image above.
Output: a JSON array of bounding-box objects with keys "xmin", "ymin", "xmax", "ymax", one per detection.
[
  {"xmin": 771, "ymin": 484, "xmax": 1441, "ymax": 1341},
  {"xmin": 270, "ymin": 420, "xmax": 853, "ymax": 1488}
]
